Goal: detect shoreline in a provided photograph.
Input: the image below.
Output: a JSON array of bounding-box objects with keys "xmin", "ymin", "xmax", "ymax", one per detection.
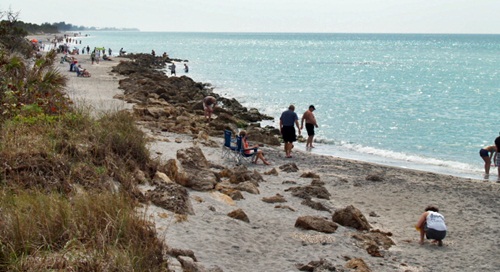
[
  {"xmin": 53, "ymin": 44, "xmax": 500, "ymax": 271},
  {"xmin": 32, "ymin": 33, "xmax": 491, "ymax": 181}
]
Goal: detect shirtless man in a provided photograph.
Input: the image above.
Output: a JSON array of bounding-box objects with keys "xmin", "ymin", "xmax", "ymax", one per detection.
[
  {"xmin": 300, "ymin": 105, "xmax": 318, "ymax": 149},
  {"xmin": 203, "ymin": 96, "xmax": 217, "ymax": 121}
]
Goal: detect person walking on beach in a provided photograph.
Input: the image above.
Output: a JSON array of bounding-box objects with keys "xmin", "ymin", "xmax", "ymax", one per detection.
[
  {"xmin": 280, "ymin": 105, "xmax": 301, "ymax": 158},
  {"xmin": 300, "ymin": 105, "xmax": 318, "ymax": 149},
  {"xmin": 203, "ymin": 96, "xmax": 217, "ymax": 121},
  {"xmin": 86, "ymin": 45, "xmax": 90, "ymax": 54},
  {"xmin": 479, "ymin": 144, "xmax": 496, "ymax": 176},
  {"xmin": 240, "ymin": 130, "xmax": 270, "ymax": 165},
  {"xmin": 184, "ymin": 63, "xmax": 189, "ymax": 73},
  {"xmin": 415, "ymin": 205, "xmax": 447, "ymax": 246}
]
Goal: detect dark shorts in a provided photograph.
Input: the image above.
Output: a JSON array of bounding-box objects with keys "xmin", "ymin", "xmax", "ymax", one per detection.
[
  {"xmin": 425, "ymin": 228, "xmax": 446, "ymax": 240},
  {"xmin": 305, "ymin": 123, "xmax": 315, "ymax": 136},
  {"xmin": 281, "ymin": 126, "xmax": 297, "ymax": 143},
  {"xmin": 479, "ymin": 149, "xmax": 489, "ymax": 157}
]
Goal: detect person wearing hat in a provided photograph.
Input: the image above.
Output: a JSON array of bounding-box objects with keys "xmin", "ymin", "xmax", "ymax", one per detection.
[{"xmin": 300, "ymin": 105, "xmax": 318, "ymax": 149}]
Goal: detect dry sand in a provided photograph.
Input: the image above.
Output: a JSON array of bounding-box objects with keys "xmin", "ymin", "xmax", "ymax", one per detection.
[{"xmin": 57, "ymin": 49, "xmax": 500, "ymax": 272}]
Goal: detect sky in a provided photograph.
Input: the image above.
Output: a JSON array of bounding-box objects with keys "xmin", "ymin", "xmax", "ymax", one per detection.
[{"xmin": 3, "ymin": 0, "xmax": 500, "ymax": 34}]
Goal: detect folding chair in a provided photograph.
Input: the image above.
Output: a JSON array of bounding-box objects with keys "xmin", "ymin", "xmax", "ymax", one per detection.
[
  {"xmin": 235, "ymin": 136, "xmax": 258, "ymax": 165},
  {"xmin": 222, "ymin": 130, "xmax": 238, "ymax": 160}
]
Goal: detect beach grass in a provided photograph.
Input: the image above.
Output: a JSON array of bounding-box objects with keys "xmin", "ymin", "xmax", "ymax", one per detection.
[{"xmin": 0, "ymin": 109, "xmax": 168, "ymax": 271}]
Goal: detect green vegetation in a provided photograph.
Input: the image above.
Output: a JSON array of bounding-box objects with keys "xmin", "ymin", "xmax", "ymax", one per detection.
[
  {"xmin": 0, "ymin": 10, "xmax": 169, "ymax": 271},
  {"xmin": 1, "ymin": 8, "xmax": 138, "ymax": 35}
]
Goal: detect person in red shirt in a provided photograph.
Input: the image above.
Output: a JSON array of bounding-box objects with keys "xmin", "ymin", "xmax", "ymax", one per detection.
[{"xmin": 239, "ymin": 130, "xmax": 270, "ymax": 165}]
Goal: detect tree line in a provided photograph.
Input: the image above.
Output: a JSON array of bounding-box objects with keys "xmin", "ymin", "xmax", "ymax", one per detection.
[{"xmin": 1, "ymin": 9, "xmax": 138, "ymax": 35}]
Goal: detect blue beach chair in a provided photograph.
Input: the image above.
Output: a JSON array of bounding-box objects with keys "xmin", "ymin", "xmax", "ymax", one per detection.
[{"xmin": 222, "ymin": 130, "xmax": 238, "ymax": 160}]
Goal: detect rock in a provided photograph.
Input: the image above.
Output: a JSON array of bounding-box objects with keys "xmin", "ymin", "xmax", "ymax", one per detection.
[
  {"xmin": 262, "ymin": 194, "xmax": 287, "ymax": 203},
  {"xmin": 285, "ymin": 185, "xmax": 331, "ymax": 200},
  {"xmin": 279, "ymin": 163, "xmax": 299, "ymax": 173},
  {"xmin": 152, "ymin": 171, "xmax": 173, "ymax": 184},
  {"xmin": 365, "ymin": 174, "xmax": 384, "ymax": 182},
  {"xmin": 146, "ymin": 183, "xmax": 194, "ymax": 215},
  {"xmin": 264, "ymin": 168, "xmax": 279, "ymax": 176},
  {"xmin": 215, "ymin": 182, "xmax": 245, "ymax": 200},
  {"xmin": 235, "ymin": 181, "xmax": 260, "ymax": 194},
  {"xmin": 228, "ymin": 165, "xmax": 263, "ymax": 184},
  {"xmin": 345, "ymin": 258, "xmax": 371, "ymax": 272},
  {"xmin": 296, "ymin": 258, "xmax": 337, "ymax": 271},
  {"xmin": 301, "ymin": 199, "xmax": 331, "ymax": 212},
  {"xmin": 332, "ymin": 205, "xmax": 371, "ymax": 231},
  {"xmin": 295, "ymin": 216, "xmax": 338, "ymax": 233},
  {"xmin": 172, "ymin": 147, "xmax": 218, "ymax": 191},
  {"xmin": 177, "ymin": 146, "xmax": 210, "ymax": 169},
  {"xmin": 228, "ymin": 208, "xmax": 250, "ymax": 223},
  {"xmin": 165, "ymin": 158, "xmax": 216, "ymax": 191},
  {"xmin": 167, "ymin": 248, "xmax": 197, "ymax": 262},
  {"xmin": 275, "ymin": 205, "xmax": 296, "ymax": 212},
  {"xmin": 300, "ymin": 172, "xmax": 320, "ymax": 179},
  {"xmin": 351, "ymin": 229, "xmax": 395, "ymax": 257},
  {"xmin": 178, "ymin": 256, "xmax": 218, "ymax": 272}
]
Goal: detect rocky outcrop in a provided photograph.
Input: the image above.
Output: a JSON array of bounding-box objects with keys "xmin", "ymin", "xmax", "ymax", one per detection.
[{"xmin": 112, "ymin": 54, "xmax": 280, "ymax": 142}]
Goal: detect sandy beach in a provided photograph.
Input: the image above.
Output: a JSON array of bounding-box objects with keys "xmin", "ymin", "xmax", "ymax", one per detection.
[{"xmin": 56, "ymin": 48, "xmax": 500, "ymax": 272}]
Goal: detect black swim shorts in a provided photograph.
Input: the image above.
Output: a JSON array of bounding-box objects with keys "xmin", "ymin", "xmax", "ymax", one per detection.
[
  {"xmin": 479, "ymin": 148, "xmax": 489, "ymax": 157},
  {"xmin": 425, "ymin": 228, "xmax": 446, "ymax": 241},
  {"xmin": 305, "ymin": 123, "xmax": 315, "ymax": 136},
  {"xmin": 281, "ymin": 126, "xmax": 297, "ymax": 143}
]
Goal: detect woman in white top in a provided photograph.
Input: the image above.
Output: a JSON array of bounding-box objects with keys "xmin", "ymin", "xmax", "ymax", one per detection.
[{"xmin": 415, "ymin": 205, "xmax": 447, "ymax": 246}]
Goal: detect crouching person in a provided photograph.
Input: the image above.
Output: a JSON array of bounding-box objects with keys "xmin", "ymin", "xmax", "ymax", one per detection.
[{"xmin": 415, "ymin": 205, "xmax": 447, "ymax": 246}]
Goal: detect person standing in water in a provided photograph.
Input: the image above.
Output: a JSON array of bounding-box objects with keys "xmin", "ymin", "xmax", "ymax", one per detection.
[
  {"xmin": 479, "ymin": 144, "xmax": 496, "ymax": 176},
  {"xmin": 300, "ymin": 105, "xmax": 318, "ymax": 149}
]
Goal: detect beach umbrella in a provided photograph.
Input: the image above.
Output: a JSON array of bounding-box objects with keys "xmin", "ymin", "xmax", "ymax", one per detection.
[{"xmin": 31, "ymin": 38, "xmax": 38, "ymax": 43}]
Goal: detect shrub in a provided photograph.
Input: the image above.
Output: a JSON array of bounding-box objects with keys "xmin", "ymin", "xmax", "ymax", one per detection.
[{"xmin": 0, "ymin": 190, "xmax": 168, "ymax": 271}]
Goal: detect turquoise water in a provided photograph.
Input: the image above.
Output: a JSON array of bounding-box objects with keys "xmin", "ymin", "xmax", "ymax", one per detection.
[{"xmin": 73, "ymin": 32, "xmax": 500, "ymax": 179}]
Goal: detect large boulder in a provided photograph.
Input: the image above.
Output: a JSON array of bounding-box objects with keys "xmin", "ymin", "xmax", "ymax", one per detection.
[
  {"xmin": 163, "ymin": 154, "xmax": 217, "ymax": 191},
  {"xmin": 295, "ymin": 216, "xmax": 338, "ymax": 233},
  {"xmin": 176, "ymin": 146, "xmax": 210, "ymax": 169},
  {"xmin": 332, "ymin": 205, "xmax": 371, "ymax": 231},
  {"xmin": 146, "ymin": 183, "xmax": 194, "ymax": 215}
]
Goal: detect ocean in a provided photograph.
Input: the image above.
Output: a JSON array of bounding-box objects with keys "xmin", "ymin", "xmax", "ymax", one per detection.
[{"xmin": 62, "ymin": 32, "xmax": 500, "ymax": 180}]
